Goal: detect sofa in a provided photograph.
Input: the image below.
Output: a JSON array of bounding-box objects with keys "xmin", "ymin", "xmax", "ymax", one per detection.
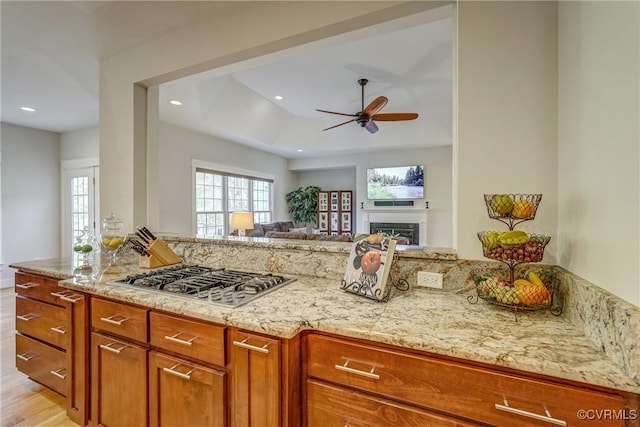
[
  {"xmin": 244, "ymin": 221, "xmax": 296, "ymax": 237},
  {"xmin": 264, "ymin": 230, "xmax": 353, "ymax": 242}
]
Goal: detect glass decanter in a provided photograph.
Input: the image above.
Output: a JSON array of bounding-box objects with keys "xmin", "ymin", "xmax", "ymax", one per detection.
[
  {"xmin": 73, "ymin": 227, "xmax": 96, "ymax": 269},
  {"xmin": 100, "ymin": 213, "xmax": 125, "ymax": 261}
]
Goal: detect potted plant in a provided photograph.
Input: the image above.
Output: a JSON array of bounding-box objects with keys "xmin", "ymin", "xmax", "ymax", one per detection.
[{"xmin": 285, "ymin": 186, "xmax": 321, "ymax": 230}]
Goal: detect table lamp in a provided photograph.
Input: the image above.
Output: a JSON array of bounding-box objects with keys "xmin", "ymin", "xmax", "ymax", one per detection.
[{"xmin": 231, "ymin": 212, "xmax": 254, "ymax": 237}]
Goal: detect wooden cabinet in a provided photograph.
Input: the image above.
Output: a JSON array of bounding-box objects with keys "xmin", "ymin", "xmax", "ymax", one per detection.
[
  {"xmin": 229, "ymin": 329, "xmax": 281, "ymax": 427},
  {"xmin": 149, "ymin": 351, "xmax": 226, "ymax": 427},
  {"xmin": 149, "ymin": 310, "xmax": 227, "ymax": 427},
  {"xmin": 317, "ymin": 190, "xmax": 352, "ymax": 235},
  {"xmin": 91, "ymin": 331, "xmax": 148, "ymax": 427},
  {"xmin": 14, "ymin": 271, "xmax": 88, "ymax": 425},
  {"xmin": 305, "ymin": 333, "xmax": 628, "ymax": 427}
]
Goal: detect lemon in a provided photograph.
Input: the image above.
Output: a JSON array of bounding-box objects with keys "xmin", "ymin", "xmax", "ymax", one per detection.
[
  {"xmin": 108, "ymin": 238, "xmax": 123, "ymax": 251},
  {"xmin": 102, "ymin": 238, "xmax": 111, "ymax": 246}
]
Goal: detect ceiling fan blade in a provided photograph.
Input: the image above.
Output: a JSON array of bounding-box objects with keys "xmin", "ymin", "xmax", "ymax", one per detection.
[
  {"xmin": 371, "ymin": 113, "xmax": 419, "ymax": 121},
  {"xmin": 316, "ymin": 109, "xmax": 357, "ymax": 117},
  {"xmin": 364, "ymin": 120, "xmax": 379, "ymax": 134},
  {"xmin": 322, "ymin": 119, "xmax": 355, "ymax": 131},
  {"xmin": 363, "ymin": 96, "xmax": 388, "ymax": 116}
]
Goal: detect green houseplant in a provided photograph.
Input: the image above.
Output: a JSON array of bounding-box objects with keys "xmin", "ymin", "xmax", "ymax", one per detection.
[{"xmin": 285, "ymin": 186, "xmax": 321, "ymax": 228}]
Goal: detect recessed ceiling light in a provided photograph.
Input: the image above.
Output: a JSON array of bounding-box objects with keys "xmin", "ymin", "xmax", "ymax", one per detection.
[
  {"xmin": 20, "ymin": 106, "xmax": 36, "ymax": 112},
  {"xmin": 297, "ymin": 149, "xmax": 303, "ymax": 152},
  {"xmin": 169, "ymin": 100, "xmax": 182, "ymax": 106},
  {"xmin": 274, "ymin": 95, "xmax": 283, "ymax": 100}
]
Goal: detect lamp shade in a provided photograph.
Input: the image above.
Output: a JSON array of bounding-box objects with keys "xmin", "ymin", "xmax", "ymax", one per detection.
[{"xmin": 230, "ymin": 212, "xmax": 254, "ymax": 230}]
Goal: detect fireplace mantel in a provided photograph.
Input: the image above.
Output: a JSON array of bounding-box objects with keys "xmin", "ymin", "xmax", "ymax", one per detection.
[{"xmin": 358, "ymin": 209, "xmax": 427, "ymax": 245}]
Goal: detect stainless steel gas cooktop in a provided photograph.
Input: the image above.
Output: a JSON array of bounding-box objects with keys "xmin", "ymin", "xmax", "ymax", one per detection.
[{"xmin": 108, "ymin": 265, "xmax": 295, "ymax": 307}]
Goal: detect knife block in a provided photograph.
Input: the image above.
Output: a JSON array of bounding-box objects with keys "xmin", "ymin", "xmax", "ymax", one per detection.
[
  {"xmin": 138, "ymin": 254, "xmax": 165, "ymax": 269},
  {"xmin": 138, "ymin": 239, "xmax": 182, "ymax": 268}
]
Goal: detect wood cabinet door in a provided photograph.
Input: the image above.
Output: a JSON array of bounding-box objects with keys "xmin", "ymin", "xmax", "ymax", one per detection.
[
  {"xmin": 229, "ymin": 329, "xmax": 280, "ymax": 427},
  {"xmin": 65, "ymin": 292, "xmax": 88, "ymax": 426},
  {"xmin": 149, "ymin": 351, "xmax": 225, "ymax": 427},
  {"xmin": 90, "ymin": 332, "xmax": 148, "ymax": 427}
]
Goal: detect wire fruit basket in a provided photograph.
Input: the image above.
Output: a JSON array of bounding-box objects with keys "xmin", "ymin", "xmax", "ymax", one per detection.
[
  {"xmin": 484, "ymin": 194, "xmax": 542, "ymax": 229},
  {"xmin": 469, "ymin": 272, "xmax": 561, "ymax": 316}
]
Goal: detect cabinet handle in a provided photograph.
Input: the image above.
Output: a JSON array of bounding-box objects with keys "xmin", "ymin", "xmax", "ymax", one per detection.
[
  {"xmin": 335, "ymin": 360, "xmax": 380, "ymax": 380},
  {"xmin": 99, "ymin": 342, "xmax": 128, "ymax": 354},
  {"xmin": 17, "ymin": 352, "xmax": 36, "ymax": 361},
  {"xmin": 16, "ymin": 282, "xmax": 39, "ymax": 289},
  {"xmin": 50, "ymin": 290, "xmax": 83, "ymax": 303},
  {"xmin": 232, "ymin": 337, "xmax": 270, "ymax": 354},
  {"xmin": 495, "ymin": 399, "xmax": 566, "ymax": 426},
  {"xmin": 99, "ymin": 315, "xmax": 129, "ymax": 326},
  {"xmin": 164, "ymin": 333, "xmax": 197, "ymax": 347},
  {"xmin": 17, "ymin": 313, "xmax": 38, "ymax": 321},
  {"xmin": 51, "ymin": 325, "xmax": 67, "ymax": 334},
  {"xmin": 163, "ymin": 363, "xmax": 195, "ymax": 380},
  {"xmin": 50, "ymin": 368, "xmax": 67, "ymax": 380}
]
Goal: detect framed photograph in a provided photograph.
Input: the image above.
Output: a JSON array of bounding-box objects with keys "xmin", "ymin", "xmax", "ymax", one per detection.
[
  {"xmin": 340, "ymin": 191, "xmax": 352, "ymax": 211},
  {"xmin": 330, "ymin": 192, "xmax": 339, "ymax": 211},
  {"xmin": 318, "ymin": 192, "xmax": 329, "ymax": 211},
  {"xmin": 330, "ymin": 211, "xmax": 339, "ymax": 230},
  {"xmin": 341, "ymin": 212, "xmax": 351, "ymax": 231},
  {"xmin": 318, "ymin": 212, "xmax": 329, "ymax": 230}
]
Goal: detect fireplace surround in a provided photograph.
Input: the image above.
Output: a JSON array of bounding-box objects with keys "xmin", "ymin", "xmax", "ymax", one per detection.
[{"xmin": 370, "ymin": 222, "xmax": 420, "ymax": 245}]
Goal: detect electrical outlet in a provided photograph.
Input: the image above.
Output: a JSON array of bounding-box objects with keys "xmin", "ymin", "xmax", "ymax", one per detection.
[{"xmin": 416, "ymin": 271, "xmax": 443, "ymax": 289}]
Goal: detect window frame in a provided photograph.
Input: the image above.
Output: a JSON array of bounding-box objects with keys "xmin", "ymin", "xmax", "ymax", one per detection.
[{"xmin": 192, "ymin": 159, "xmax": 274, "ymax": 237}]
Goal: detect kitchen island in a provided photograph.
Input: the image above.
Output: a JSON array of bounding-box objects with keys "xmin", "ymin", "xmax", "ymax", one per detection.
[{"xmin": 10, "ymin": 237, "xmax": 640, "ymax": 426}]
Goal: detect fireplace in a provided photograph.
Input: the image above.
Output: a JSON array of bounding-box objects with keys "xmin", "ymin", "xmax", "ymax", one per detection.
[{"xmin": 370, "ymin": 222, "xmax": 419, "ymax": 245}]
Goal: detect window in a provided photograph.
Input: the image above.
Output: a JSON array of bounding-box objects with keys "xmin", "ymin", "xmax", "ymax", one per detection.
[
  {"xmin": 61, "ymin": 162, "xmax": 100, "ymax": 256},
  {"xmin": 195, "ymin": 167, "xmax": 273, "ymax": 237}
]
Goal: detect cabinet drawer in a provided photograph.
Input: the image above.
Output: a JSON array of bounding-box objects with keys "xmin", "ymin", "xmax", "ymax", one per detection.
[
  {"xmin": 16, "ymin": 333, "xmax": 66, "ymax": 396},
  {"xmin": 307, "ymin": 334, "xmax": 626, "ymax": 427},
  {"xmin": 91, "ymin": 298, "xmax": 148, "ymax": 343},
  {"xmin": 15, "ymin": 272, "xmax": 61, "ymax": 305},
  {"xmin": 150, "ymin": 311, "xmax": 226, "ymax": 366},
  {"xmin": 307, "ymin": 379, "xmax": 475, "ymax": 427},
  {"xmin": 16, "ymin": 296, "xmax": 68, "ymax": 349}
]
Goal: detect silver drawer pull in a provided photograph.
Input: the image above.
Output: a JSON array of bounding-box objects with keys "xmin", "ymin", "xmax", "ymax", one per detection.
[
  {"xmin": 17, "ymin": 352, "xmax": 36, "ymax": 361},
  {"xmin": 99, "ymin": 342, "xmax": 128, "ymax": 354},
  {"xmin": 51, "ymin": 290, "xmax": 83, "ymax": 303},
  {"xmin": 17, "ymin": 313, "xmax": 38, "ymax": 321},
  {"xmin": 232, "ymin": 337, "xmax": 270, "ymax": 354},
  {"xmin": 164, "ymin": 333, "xmax": 197, "ymax": 347},
  {"xmin": 99, "ymin": 315, "xmax": 129, "ymax": 326},
  {"xmin": 495, "ymin": 399, "xmax": 566, "ymax": 426},
  {"xmin": 163, "ymin": 363, "xmax": 195, "ymax": 380},
  {"xmin": 335, "ymin": 360, "xmax": 380, "ymax": 380},
  {"xmin": 50, "ymin": 368, "xmax": 67, "ymax": 380},
  {"xmin": 16, "ymin": 282, "xmax": 39, "ymax": 289},
  {"xmin": 51, "ymin": 325, "xmax": 67, "ymax": 334}
]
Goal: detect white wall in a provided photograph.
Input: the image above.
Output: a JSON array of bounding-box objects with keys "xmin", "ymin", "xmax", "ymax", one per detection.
[
  {"xmin": 558, "ymin": 1, "xmax": 640, "ymax": 306},
  {"xmin": 157, "ymin": 122, "xmax": 297, "ymax": 234},
  {"xmin": 290, "ymin": 145, "xmax": 453, "ymax": 247},
  {"xmin": 1, "ymin": 123, "xmax": 60, "ymax": 286},
  {"xmin": 61, "ymin": 126, "xmax": 99, "ymax": 160},
  {"xmin": 457, "ymin": 2, "xmax": 558, "ymax": 262}
]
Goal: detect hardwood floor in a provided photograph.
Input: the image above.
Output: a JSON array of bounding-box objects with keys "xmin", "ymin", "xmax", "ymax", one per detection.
[{"xmin": 1, "ymin": 288, "xmax": 78, "ymax": 427}]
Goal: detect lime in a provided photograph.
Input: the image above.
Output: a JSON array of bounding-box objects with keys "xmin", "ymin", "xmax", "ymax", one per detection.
[
  {"xmin": 73, "ymin": 245, "xmax": 83, "ymax": 252},
  {"xmin": 81, "ymin": 244, "xmax": 93, "ymax": 253}
]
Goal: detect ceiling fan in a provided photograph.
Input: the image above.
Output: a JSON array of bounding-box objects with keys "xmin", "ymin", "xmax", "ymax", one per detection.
[{"xmin": 316, "ymin": 78, "xmax": 419, "ymax": 134}]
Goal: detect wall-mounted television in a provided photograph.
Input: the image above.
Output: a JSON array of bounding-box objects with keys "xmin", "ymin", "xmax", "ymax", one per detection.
[{"xmin": 366, "ymin": 165, "xmax": 424, "ymax": 200}]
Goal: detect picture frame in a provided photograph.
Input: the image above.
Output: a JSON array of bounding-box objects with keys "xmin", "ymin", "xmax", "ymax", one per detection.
[
  {"xmin": 318, "ymin": 212, "xmax": 329, "ymax": 230},
  {"xmin": 342, "ymin": 234, "xmax": 397, "ymax": 301}
]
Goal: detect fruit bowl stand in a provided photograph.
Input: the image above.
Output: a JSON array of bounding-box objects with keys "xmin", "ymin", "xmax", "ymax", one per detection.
[{"xmin": 468, "ymin": 194, "xmax": 563, "ymax": 317}]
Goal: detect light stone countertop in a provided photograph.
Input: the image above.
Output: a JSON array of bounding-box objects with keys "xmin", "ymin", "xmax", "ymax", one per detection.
[{"xmin": 10, "ymin": 256, "xmax": 640, "ymax": 395}]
